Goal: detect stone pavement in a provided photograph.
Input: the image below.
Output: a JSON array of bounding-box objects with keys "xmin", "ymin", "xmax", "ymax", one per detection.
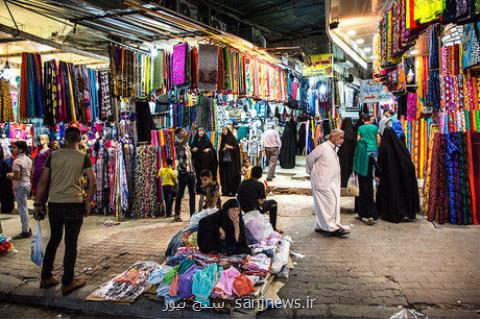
[{"xmin": 1, "ymin": 195, "xmax": 479, "ymax": 318}]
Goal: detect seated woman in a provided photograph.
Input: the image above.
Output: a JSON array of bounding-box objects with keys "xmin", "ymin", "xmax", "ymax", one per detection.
[{"xmin": 197, "ymin": 199, "xmax": 250, "ymax": 256}]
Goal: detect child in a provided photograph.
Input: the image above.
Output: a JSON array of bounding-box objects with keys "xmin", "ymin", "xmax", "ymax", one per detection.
[
  {"xmin": 159, "ymin": 157, "xmax": 176, "ymax": 218},
  {"xmin": 242, "ymin": 158, "xmax": 252, "ymax": 180},
  {"xmin": 197, "ymin": 169, "xmax": 221, "ymax": 212}
]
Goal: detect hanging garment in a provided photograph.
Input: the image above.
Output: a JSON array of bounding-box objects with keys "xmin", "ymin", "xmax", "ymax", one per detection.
[
  {"xmin": 192, "ymin": 132, "xmax": 218, "ymax": 192},
  {"xmin": 135, "ymin": 100, "xmax": 155, "ymax": 143},
  {"xmin": 376, "ymin": 128, "xmax": 419, "ymax": 223},
  {"xmin": 0, "ymin": 80, "xmax": 14, "ymax": 122},
  {"xmin": 198, "ymin": 44, "xmax": 219, "ymax": 92},
  {"xmin": 472, "ymin": 132, "xmax": 480, "ymax": 223},
  {"xmin": 338, "ymin": 118, "xmax": 357, "ymax": 188},
  {"xmin": 279, "ymin": 119, "xmax": 297, "ymax": 169},
  {"xmin": 172, "ymin": 43, "xmax": 189, "ymax": 87},
  {"xmin": 218, "ymin": 130, "xmax": 241, "ymax": 196}
]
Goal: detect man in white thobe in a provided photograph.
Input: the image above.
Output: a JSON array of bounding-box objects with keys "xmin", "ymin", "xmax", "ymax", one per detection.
[{"xmin": 306, "ymin": 129, "xmax": 350, "ymax": 236}]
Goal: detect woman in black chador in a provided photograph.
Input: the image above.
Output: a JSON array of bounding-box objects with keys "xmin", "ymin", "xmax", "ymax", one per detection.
[
  {"xmin": 197, "ymin": 199, "xmax": 250, "ymax": 256},
  {"xmin": 218, "ymin": 126, "xmax": 241, "ymax": 196},
  {"xmin": 279, "ymin": 118, "xmax": 297, "ymax": 169},
  {"xmin": 376, "ymin": 128, "xmax": 419, "ymax": 223},
  {"xmin": 191, "ymin": 127, "xmax": 218, "ymax": 193},
  {"xmin": 338, "ymin": 118, "xmax": 357, "ymax": 188}
]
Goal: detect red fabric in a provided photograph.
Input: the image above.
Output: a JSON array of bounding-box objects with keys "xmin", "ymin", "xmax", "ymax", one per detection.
[{"xmin": 233, "ymin": 274, "xmax": 255, "ymax": 297}]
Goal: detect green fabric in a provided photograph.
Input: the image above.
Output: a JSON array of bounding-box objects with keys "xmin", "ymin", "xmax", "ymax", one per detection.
[
  {"xmin": 353, "ymin": 139, "xmax": 369, "ymax": 177},
  {"xmin": 152, "ymin": 50, "xmax": 163, "ymax": 90},
  {"xmin": 178, "ymin": 258, "xmax": 195, "ymax": 275},
  {"xmin": 163, "ymin": 265, "xmax": 180, "ymax": 285},
  {"xmin": 358, "ymin": 124, "xmax": 379, "ymax": 152}
]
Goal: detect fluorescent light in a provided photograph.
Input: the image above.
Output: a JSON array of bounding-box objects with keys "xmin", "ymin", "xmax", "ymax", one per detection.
[
  {"xmin": 363, "ymin": 47, "xmax": 372, "ymax": 53},
  {"xmin": 409, "ymin": 49, "xmax": 418, "ymax": 56},
  {"xmin": 346, "ymin": 30, "xmax": 357, "ymax": 36},
  {"xmin": 355, "ymin": 38, "xmax": 365, "ymax": 45}
]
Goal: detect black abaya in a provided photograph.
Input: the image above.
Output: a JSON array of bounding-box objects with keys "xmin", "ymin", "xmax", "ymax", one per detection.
[
  {"xmin": 135, "ymin": 100, "xmax": 155, "ymax": 143},
  {"xmin": 338, "ymin": 118, "xmax": 357, "ymax": 187},
  {"xmin": 297, "ymin": 122, "xmax": 306, "ymax": 155},
  {"xmin": 376, "ymin": 128, "xmax": 419, "ymax": 223},
  {"xmin": 355, "ymin": 156, "xmax": 378, "ymax": 219},
  {"xmin": 218, "ymin": 131, "xmax": 241, "ymax": 196},
  {"xmin": 192, "ymin": 133, "xmax": 218, "ymax": 193},
  {"xmin": 197, "ymin": 200, "xmax": 250, "ymax": 256},
  {"xmin": 279, "ymin": 119, "xmax": 297, "ymax": 169}
]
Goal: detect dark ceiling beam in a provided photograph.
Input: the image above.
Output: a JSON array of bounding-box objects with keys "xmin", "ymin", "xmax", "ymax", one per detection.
[
  {"xmin": 246, "ymin": 4, "xmax": 324, "ymax": 25},
  {"xmin": 0, "ymin": 37, "xmax": 24, "ymax": 43},
  {"xmin": 189, "ymin": 0, "xmax": 275, "ymax": 36}
]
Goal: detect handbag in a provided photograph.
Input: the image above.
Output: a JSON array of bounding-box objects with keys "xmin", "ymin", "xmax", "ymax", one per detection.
[{"xmin": 222, "ymin": 150, "xmax": 232, "ymax": 163}]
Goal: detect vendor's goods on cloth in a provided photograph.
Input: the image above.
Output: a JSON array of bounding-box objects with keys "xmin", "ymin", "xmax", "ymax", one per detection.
[{"xmin": 86, "ymin": 209, "xmax": 296, "ymax": 313}]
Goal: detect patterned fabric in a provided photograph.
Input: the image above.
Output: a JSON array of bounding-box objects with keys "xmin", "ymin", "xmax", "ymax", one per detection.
[
  {"xmin": 0, "ymin": 80, "xmax": 14, "ymax": 122},
  {"xmin": 172, "ymin": 43, "xmax": 189, "ymax": 86},
  {"xmin": 175, "ymin": 140, "xmax": 193, "ymax": 174}
]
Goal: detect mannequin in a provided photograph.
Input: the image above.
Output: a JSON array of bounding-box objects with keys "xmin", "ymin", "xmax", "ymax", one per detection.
[{"xmin": 32, "ymin": 135, "xmax": 52, "ymax": 195}]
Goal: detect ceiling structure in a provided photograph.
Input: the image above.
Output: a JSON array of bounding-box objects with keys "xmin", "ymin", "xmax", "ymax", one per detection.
[
  {"xmin": 1, "ymin": 0, "xmax": 314, "ymax": 66},
  {"xmin": 326, "ymin": 0, "xmax": 392, "ymax": 69}
]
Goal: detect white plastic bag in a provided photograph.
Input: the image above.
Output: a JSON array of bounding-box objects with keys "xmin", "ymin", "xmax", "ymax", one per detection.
[
  {"xmin": 243, "ymin": 210, "xmax": 273, "ymax": 244},
  {"xmin": 389, "ymin": 309, "xmax": 427, "ymax": 319},
  {"xmin": 346, "ymin": 173, "xmax": 359, "ymax": 197},
  {"xmin": 31, "ymin": 221, "xmax": 44, "ymax": 266},
  {"xmin": 189, "ymin": 208, "xmax": 218, "ymax": 225},
  {"xmin": 271, "ymin": 236, "xmax": 292, "ymax": 274}
]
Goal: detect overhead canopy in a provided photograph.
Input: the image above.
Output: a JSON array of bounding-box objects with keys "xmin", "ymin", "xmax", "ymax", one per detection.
[{"xmin": 0, "ymin": 0, "xmax": 296, "ymax": 67}]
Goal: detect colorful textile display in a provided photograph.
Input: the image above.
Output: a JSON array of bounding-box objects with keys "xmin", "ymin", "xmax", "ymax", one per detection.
[
  {"xmin": 87, "ymin": 261, "xmax": 160, "ymax": 302},
  {"xmin": 19, "ymin": 53, "xmax": 44, "ymax": 121},
  {"xmin": 0, "ymin": 80, "xmax": 14, "ymax": 122},
  {"xmin": 132, "ymin": 145, "xmax": 160, "ymax": 218}
]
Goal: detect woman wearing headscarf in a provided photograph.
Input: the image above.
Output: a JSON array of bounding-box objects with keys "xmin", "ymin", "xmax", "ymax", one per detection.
[
  {"xmin": 191, "ymin": 127, "xmax": 218, "ymax": 193},
  {"xmin": 197, "ymin": 199, "xmax": 250, "ymax": 256},
  {"xmin": 338, "ymin": 118, "xmax": 357, "ymax": 188},
  {"xmin": 353, "ymin": 113, "xmax": 380, "ymax": 224},
  {"xmin": 218, "ymin": 126, "xmax": 241, "ymax": 196},
  {"xmin": 376, "ymin": 128, "xmax": 419, "ymax": 223}
]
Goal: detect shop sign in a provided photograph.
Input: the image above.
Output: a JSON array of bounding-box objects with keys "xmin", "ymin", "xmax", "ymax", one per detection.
[
  {"xmin": 360, "ymin": 80, "xmax": 392, "ymax": 102},
  {"xmin": 303, "ymin": 53, "xmax": 333, "ymax": 76}
]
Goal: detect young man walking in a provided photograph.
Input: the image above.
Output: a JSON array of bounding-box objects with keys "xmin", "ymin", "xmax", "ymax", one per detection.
[{"xmin": 34, "ymin": 127, "xmax": 96, "ymax": 295}]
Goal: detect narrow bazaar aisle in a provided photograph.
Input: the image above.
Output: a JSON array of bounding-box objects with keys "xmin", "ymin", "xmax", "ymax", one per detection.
[{"xmin": 1, "ymin": 195, "xmax": 479, "ymax": 318}]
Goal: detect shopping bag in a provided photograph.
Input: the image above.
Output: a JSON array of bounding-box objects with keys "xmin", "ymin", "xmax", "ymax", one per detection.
[
  {"xmin": 346, "ymin": 173, "xmax": 359, "ymax": 197},
  {"xmin": 31, "ymin": 221, "xmax": 44, "ymax": 266}
]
